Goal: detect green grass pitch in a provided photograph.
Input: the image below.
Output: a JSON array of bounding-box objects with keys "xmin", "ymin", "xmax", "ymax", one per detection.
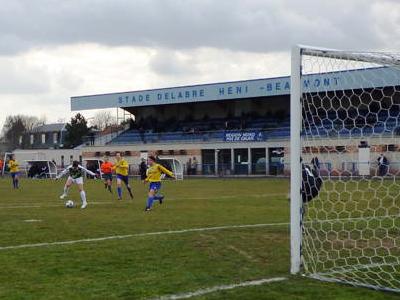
[{"xmin": 0, "ymin": 177, "xmax": 398, "ymax": 300}]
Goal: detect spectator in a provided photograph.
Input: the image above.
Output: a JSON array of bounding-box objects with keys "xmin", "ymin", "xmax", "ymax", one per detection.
[
  {"xmin": 279, "ymin": 157, "xmax": 285, "ymax": 175},
  {"xmin": 191, "ymin": 157, "xmax": 198, "ymax": 175},
  {"xmin": 187, "ymin": 158, "xmax": 192, "ymax": 175},
  {"xmin": 89, "ymin": 132, "xmax": 95, "ymax": 145},
  {"xmin": 139, "ymin": 158, "xmax": 147, "ymax": 183},
  {"xmin": 0, "ymin": 158, "xmax": 3, "ymax": 175},
  {"xmin": 377, "ymin": 154, "xmax": 389, "ymax": 176},
  {"xmin": 139, "ymin": 127, "xmax": 145, "ymax": 143},
  {"xmin": 129, "ymin": 118, "xmax": 135, "ymax": 129}
]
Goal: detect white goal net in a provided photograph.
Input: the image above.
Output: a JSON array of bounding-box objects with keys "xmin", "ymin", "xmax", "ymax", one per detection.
[{"xmin": 290, "ymin": 46, "xmax": 400, "ymax": 293}]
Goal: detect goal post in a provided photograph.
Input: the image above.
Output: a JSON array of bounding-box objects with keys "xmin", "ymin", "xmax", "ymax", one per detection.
[
  {"xmin": 290, "ymin": 45, "xmax": 302, "ymax": 274},
  {"xmin": 290, "ymin": 45, "xmax": 400, "ymax": 292}
]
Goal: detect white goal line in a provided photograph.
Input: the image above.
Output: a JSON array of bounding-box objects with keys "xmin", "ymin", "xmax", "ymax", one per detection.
[
  {"xmin": 0, "ymin": 222, "xmax": 290, "ymax": 251},
  {"xmin": 151, "ymin": 277, "xmax": 287, "ymax": 300}
]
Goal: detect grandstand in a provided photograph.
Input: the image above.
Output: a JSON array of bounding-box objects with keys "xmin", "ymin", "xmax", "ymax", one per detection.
[{"xmin": 71, "ymin": 67, "xmax": 400, "ymax": 177}]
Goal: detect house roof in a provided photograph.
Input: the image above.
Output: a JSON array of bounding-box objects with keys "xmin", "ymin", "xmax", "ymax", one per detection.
[{"xmin": 31, "ymin": 123, "xmax": 66, "ymax": 133}]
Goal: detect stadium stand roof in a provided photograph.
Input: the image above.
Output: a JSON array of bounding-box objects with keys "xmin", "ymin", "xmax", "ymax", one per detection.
[{"xmin": 71, "ymin": 67, "xmax": 400, "ymax": 111}]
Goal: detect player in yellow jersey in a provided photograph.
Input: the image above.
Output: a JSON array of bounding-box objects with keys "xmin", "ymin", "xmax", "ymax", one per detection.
[
  {"xmin": 113, "ymin": 152, "xmax": 133, "ymax": 200},
  {"xmin": 8, "ymin": 155, "xmax": 20, "ymax": 189},
  {"xmin": 145, "ymin": 155, "xmax": 175, "ymax": 211}
]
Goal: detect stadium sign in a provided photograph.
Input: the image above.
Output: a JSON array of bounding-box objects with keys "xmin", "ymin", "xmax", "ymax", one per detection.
[
  {"xmin": 224, "ymin": 131, "xmax": 264, "ymax": 142},
  {"xmin": 71, "ymin": 67, "xmax": 400, "ymax": 111}
]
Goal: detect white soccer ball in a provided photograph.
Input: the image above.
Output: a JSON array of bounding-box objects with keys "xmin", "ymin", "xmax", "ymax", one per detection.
[{"xmin": 65, "ymin": 200, "xmax": 74, "ymax": 208}]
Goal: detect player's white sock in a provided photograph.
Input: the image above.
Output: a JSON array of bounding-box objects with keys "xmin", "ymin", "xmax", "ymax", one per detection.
[
  {"xmin": 80, "ymin": 191, "xmax": 87, "ymax": 209},
  {"xmin": 60, "ymin": 186, "xmax": 69, "ymax": 199}
]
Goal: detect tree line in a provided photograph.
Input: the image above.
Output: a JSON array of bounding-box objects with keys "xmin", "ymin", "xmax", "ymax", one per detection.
[
  {"xmin": 0, "ymin": 113, "xmax": 90, "ymax": 150},
  {"xmin": 0, "ymin": 110, "xmax": 122, "ymax": 151}
]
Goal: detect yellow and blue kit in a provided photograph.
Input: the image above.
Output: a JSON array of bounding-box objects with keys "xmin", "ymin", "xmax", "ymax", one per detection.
[
  {"xmin": 8, "ymin": 159, "xmax": 19, "ymax": 174},
  {"xmin": 8, "ymin": 159, "xmax": 20, "ymax": 189},
  {"xmin": 145, "ymin": 163, "xmax": 174, "ymax": 210},
  {"xmin": 113, "ymin": 158, "xmax": 133, "ymax": 199},
  {"xmin": 114, "ymin": 159, "xmax": 129, "ymax": 177},
  {"xmin": 146, "ymin": 163, "xmax": 174, "ymax": 183}
]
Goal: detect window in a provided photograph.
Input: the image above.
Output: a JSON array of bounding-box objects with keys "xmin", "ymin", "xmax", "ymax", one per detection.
[
  {"xmin": 19, "ymin": 136, "xmax": 23, "ymax": 145},
  {"xmin": 41, "ymin": 134, "xmax": 46, "ymax": 144},
  {"xmin": 53, "ymin": 132, "xmax": 58, "ymax": 144},
  {"xmin": 30, "ymin": 134, "xmax": 34, "ymax": 145}
]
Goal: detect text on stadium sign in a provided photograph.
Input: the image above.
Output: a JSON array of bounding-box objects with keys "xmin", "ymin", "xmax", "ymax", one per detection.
[{"xmin": 224, "ymin": 131, "xmax": 265, "ymax": 142}]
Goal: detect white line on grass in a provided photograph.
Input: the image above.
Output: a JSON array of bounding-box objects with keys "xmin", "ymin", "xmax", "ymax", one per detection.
[
  {"xmin": 152, "ymin": 277, "xmax": 287, "ymax": 300},
  {"xmin": 0, "ymin": 222, "xmax": 289, "ymax": 251},
  {"xmin": 0, "ymin": 202, "xmax": 117, "ymax": 209},
  {"xmin": 0, "ymin": 193, "xmax": 287, "ymax": 209}
]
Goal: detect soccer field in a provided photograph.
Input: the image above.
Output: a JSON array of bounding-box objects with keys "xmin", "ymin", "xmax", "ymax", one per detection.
[{"xmin": 0, "ymin": 177, "xmax": 397, "ymax": 300}]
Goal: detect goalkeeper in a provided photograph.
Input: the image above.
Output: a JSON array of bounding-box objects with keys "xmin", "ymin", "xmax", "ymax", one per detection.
[{"xmin": 301, "ymin": 161, "xmax": 323, "ymax": 203}]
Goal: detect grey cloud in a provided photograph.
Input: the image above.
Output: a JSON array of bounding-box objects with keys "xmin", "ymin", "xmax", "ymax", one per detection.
[
  {"xmin": 0, "ymin": 60, "xmax": 50, "ymax": 94},
  {"xmin": 0, "ymin": 34, "xmax": 31, "ymax": 55},
  {"xmin": 149, "ymin": 50, "xmax": 199, "ymax": 76},
  {"xmin": 0, "ymin": 0, "xmax": 398, "ymax": 55}
]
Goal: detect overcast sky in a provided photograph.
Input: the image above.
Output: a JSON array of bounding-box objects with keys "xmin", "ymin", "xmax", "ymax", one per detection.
[{"xmin": 0, "ymin": 0, "xmax": 399, "ymax": 128}]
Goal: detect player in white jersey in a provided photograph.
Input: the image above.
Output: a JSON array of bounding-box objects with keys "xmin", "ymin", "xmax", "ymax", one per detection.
[{"xmin": 56, "ymin": 161, "xmax": 96, "ymax": 209}]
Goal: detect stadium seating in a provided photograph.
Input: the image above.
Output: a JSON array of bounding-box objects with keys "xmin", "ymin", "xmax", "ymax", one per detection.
[
  {"xmin": 108, "ymin": 110, "xmax": 399, "ymax": 145},
  {"xmin": 109, "ymin": 115, "xmax": 277, "ymax": 144}
]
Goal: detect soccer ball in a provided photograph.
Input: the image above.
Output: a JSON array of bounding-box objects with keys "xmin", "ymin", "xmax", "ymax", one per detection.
[{"xmin": 65, "ymin": 200, "xmax": 74, "ymax": 208}]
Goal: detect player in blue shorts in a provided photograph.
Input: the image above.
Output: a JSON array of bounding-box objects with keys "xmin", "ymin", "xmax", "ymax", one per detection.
[
  {"xmin": 8, "ymin": 155, "xmax": 20, "ymax": 189},
  {"xmin": 113, "ymin": 152, "xmax": 133, "ymax": 200},
  {"xmin": 144, "ymin": 155, "xmax": 175, "ymax": 211}
]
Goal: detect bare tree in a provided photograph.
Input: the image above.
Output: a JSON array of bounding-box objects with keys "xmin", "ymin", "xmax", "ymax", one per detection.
[
  {"xmin": 1, "ymin": 115, "xmax": 45, "ymax": 149},
  {"xmin": 24, "ymin": 115, "xmax": 46, "ymax": 131},
  {"xmin": 91, "ymin": 111, "xmax": 116, "ymax": 130}
]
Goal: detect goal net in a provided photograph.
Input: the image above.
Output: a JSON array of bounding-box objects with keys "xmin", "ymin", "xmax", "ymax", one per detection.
[{"xmin": 290, "ymin": 46, "xmax": 400, "ymax": 293}]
